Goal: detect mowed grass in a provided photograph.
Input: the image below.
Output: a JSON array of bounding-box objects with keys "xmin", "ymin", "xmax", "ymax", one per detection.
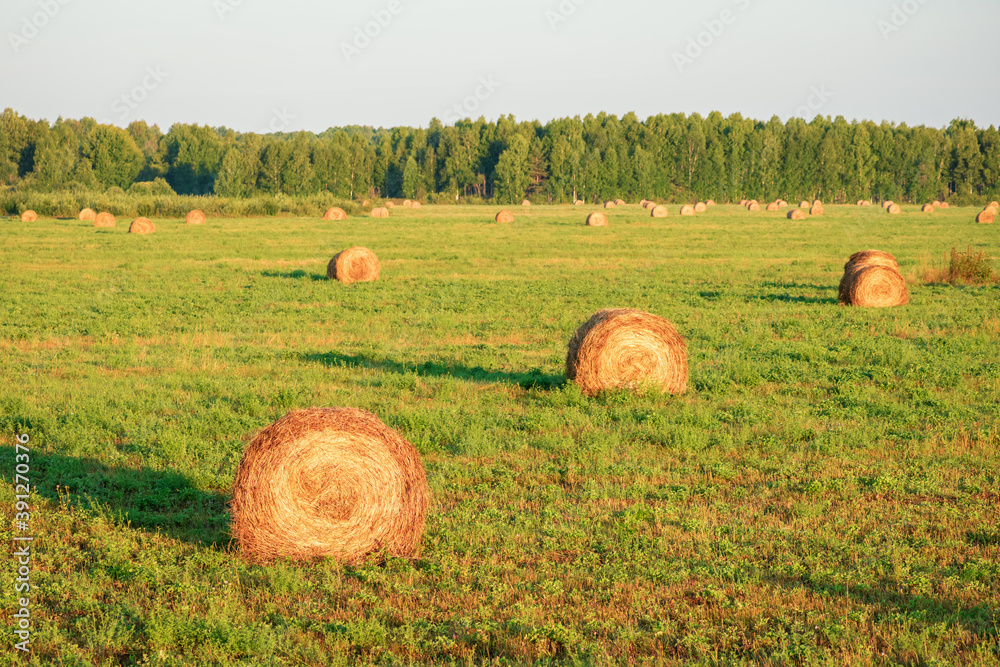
[{"xmin": 1, "ymin": 204, "xmax": 998, "ymax": 666}]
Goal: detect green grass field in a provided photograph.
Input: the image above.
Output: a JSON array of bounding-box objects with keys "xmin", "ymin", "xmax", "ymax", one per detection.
[{"xmin": 1, "ymin": 204, "xmax": 998, "ymax": 666}]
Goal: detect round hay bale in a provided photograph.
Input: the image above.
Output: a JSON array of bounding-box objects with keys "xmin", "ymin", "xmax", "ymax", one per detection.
[
  {"xmin": 842, "ymin": 264, "xmax": 909, "ymax": 308},
  {"xmin": 976, "ymin": 210, "xmax": 995, "ymax": 224},
  {"xmin": 988, "ymin": 200, "xmax": 999, "ymax": 210},
  {"xmin": 94, "ymin": 212, "xmax": 116, "ymax": 227},
  {"xmin": 922, "ymin": 204, "xmax": 935, "ymax": 213},
  {"xmin": 694, "ymin": 202, "xmax": 707, "ymax": 212},
  {"xmin": 932, "ymin": 201, "xmax": 941, "ymax": 208},
  {"xmin": 838, "ymin": 250, "xmax": 901, "ymax": 303},
  {"xmin": 747, "ymin": 202, "xmax": 761, "ymax": 211},
  {"xmin": 765, "ymin": 202, "xmax": 779, "ymax": 212},
  {"xmin": 586, "ymin": 212, "xmax": 608, "ymax": 227},
  {"xmin": 370, "ymin": 207, "xmax": 389, "ymax": 218},
  {"xmin": 788, "ymin": 209, "xmax": 806, "ymax": 220},
  {"xmin": 128, "ymin": 217, "xmax": 155, "ymax": 234},
  {"xmin": 614, "ymin": 199, "xmax": 625, "ymax": 206},
  {"xmin": 812, "ymin": 199, "xmax": 822, "ymax": 207},
  {"xmin": 604, "ymin": 201, "xmax": 616, "ymax": 209},
  {"xmin": 706, "ymin": 199, "xmax": 716, "ymax": 206},
  {"xmin": 186, "ymin": 209, "xmax": 206, "ymax": 225},
  {"xmin": 776, "ymin": 200, "xmax": 788, "ymax": 208},
  {"xmin": 650, "ymin": 205, "xmax": 668, "ymax": 218},
  {"xmin": 411, "ymin": 201, "xmax": 422, "ymax": 209},
  {"xmin": 495, "ymin": 209, "xmax": 515, "ymax": 223},
  {"xmin": 680, "ymin": 205, "xmax": 695, "ymax": 216},
  {"xmin": 20, "ymin": 210, "xmax": 37, "ymax": 222},
  {"xmin": 800, "ymin": 201, "xmax": 811, "ymax": 208},
  {"xmin": 939, "ymin": 202, "xmax": 950, "ymax": 209},
  {"xmin": 882, "ymin": 201, "xmax": 892, "ymax": 209},
  {"xmin": 521, "ymin": 199, "xmax": 531, "ymax": 207},
  {"xmin": 738, "ymin": 199, "xmax": 748, "ymax": 206},
  {"xmin": 639, "ymin": 199, "xmax": 650, "ymax": 207},
  {"xmin": 574, "ymin": 200, "xmax": 584, "ymax": 206},
  {"xmin": 230, "ymin": 407, "xmax": 430, "ymax": 564},
  {"xmin": 887, "ymin": 203, "xmax": 902, "ymax": 214},
  {"xmin": 327, "ymin": 247, "xmax": 380, "ymax": 283},
  {"xmin": 984, "ymin": 204, "xmax": 998, "ymax": 215},
  {"xmin": 79, "ymin": 208, "xmax": 96, "ymax": 221},
  {"xmin": 809, "ymin": 205, "xmax": 824, "ymax": 216},
  {"xmin": 322, "ymin": 207, "xmax": 347, "ymax": 221},
  {"xmin": 402, "ymin": 200, "xmax": 412, "ymax": 208},
  {"xmin": 386, "ymin": 201, "xmax": 395, "ymax": 208},
  {"xmin": 566, "ymin": 309, "xmax": 688, "ymax": 397}
]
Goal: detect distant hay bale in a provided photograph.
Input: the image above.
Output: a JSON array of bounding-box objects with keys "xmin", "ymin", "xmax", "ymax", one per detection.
[
  {"xmin": 922, "ymin": 204, "xmax": 935, "ymax": 213},
  {"xmin": 932, "ymin": 201, "xmax": 941, "ymax": 208},
  {"xmin": 566, "ymin": 308, "xmax": 688, "ymax": 397},
  {"xmin": 694, "ymin": 202, "xmax": 707, "ymax": 212},
  {"xmin": 642, "ymin": 201, "xmax": 656, "ymax": 209},
  {"xmin": 977, "ymin": 210, "xmax": 995, "ymax": 224},
  {"xmin": 747, "ymin": 202, "xmax": 761, "ymax": 211},
  {"xmin": 370, "ymin": 207, "xmax": 389, "ymax": 218},
  {"xmin": 79, "ymin": 208, "xmax": 96, "ymax": 221},
  {"xmin": 402, "ymin": 200, "xmax": 412, "ymax": 208},
  {"xmin": 186, "ymin": 209, "xmax": 206, "ymax": 225},
  {"xmin": 412, "ymin": 201, "xmax": 421, "ymax": 209},
  {"xmin": 706, "ymin": 199, "xmax": 716, "ymax": 206},
  {"xmin": 650, "ymin": 205, "xmax": 668, "ymax": 218},
  {"xmin": 495, "ymin": 209, "xmax": 514, "ymax": 223},
  {"xmin": 813, "ymin": 199, "xmax": 822, "ymax": 207},
  {"xmin": 574, "ymin": 200, "xmax": 584, "ymax": 206},
  {"xmin": 639, "ymin": 199, "xmax": 650, "ymax": 207},
  {"xmin": 776, "ymin": 200, "xmax": 788, "ymax": 208},
  {"xmin": 522, "ymin": 199, "xmax": 531, "ymax": 207},
  {"xmin": 94, "ymin": 212, "xmax": 116, "ymax": 227},
  {"xmin": 386, "ymin": 202, "xmax": 395, "ymax": 208},
  {"xmin": 841, "ymin": 264, "xmax": 909, "ymax": 308},
  {"xmin": 788, "ymin": 209, "xmax": 806, "ymax": 220},
  {"xmin": 327, "ymin": 246, "xmax": 380, "ymax": 283},
  {"xmin": 882, "ymin": 201, "xmax": 893, "ymax": 209},
  {"xmin": 988, "ymin": 200, "xmax": 999, "ymax": 210},
  {"xmin": 614, "ymin": 199, "xmax": 625, "ymax": 206},
  {"xmin": 983, "ymin": 204, "xmax": 998, "ymax": 215},
  {"xmin": 739, "ymin": 199, "xmax": 748, "ymax": 206},
  {"xmin": 939, "ymin": 202, "xmax": 950, "ymax": 209},
  {"xmin": 586, "ymin": 212, "xmax": 608, "ymax": 227},
  {"xmin": 800, "ymin": 200, "xmax": 811, "ymax": 208},
  {"xmin": 128, "ymin": 217, "xmax": 155, "ymax": 234},
  {"xmin": 857, "ymin": 200, "xmax": 872, "ymax": 206},
  {"xmin": 604, "ymin": 201, "xmax": 616, "ymax": 209},
  {"xmin": 230, "ymin": 407, "xmax": 430, "ymax": 564},
  {"xmin": 810, "ymin": 205, "xmax": 824, "ymax": 216},
  {"xmin": 20, "ymin": 210, "xmax": 37, "ymax": 222},
  {"xmin": 766, "ymin": 202, "xmax": 779, "ymax": 212},
  {"xmin": 680, "ymin": 205, "xmax": 695, "ymax": 216},
  {"xmin": 322, "ymin": 207, "xmax": 347, "ymax": 221},
  {"xmin": 887, "ymin": 203, "xmax": 902, "ymax": 214}
]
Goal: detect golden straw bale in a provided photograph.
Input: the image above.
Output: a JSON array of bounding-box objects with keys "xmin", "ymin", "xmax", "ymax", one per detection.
[
  {"xmin": 800, "ymin": 201, "xmax": 811, "ymax": 208},
  {"xmin": 694, "ymin": 202, "xmax": 707, "ymax": 212},
  {"xmin": 370, "ymin": 207, "xmax": 390, "ymax": 218},
  {"xmin": 586, "ymin": 212, "xmax": 608, "ymax": 227},
  {"xmin": 739, "ymin": 199, "xmax": 748, "ymax": 206},
  {"xmin": 650, "ymin": 205, "xmax": 668, "ymax": 218},
  {"xmin": 412, "ymin": 201, "xmax": 421, "ymax": 209},
  {"xmin": 838, "ymin": 250, "xmax": 901, "ymax": 303},
  {"xmin": 887, "ymin": 204, "xmax": 902, "ymax": 214},
  {"xmin": 841, "ymin": 264, "xmax": 909, "ymax": 308},
  {"xmin": 20, "ymin": 210, "xmax": 37, "ymax": 222},
  {"xmin": 747, "ymin": 202, "xmax": 761, "ymax": 211},
  {"xmin": 79, "ymin": 208, "xmax": 96, "ymax": 221},
  {"xmin": 521, "ymin": 199, "xmax": 531, "ymax": 206},
  {"xmin": 639, "ymin": 199, "xmax": 650, "ymax": 207},
  {"xmin": 922, "ymin": 204, "xmax": 935, "ymax": 213},
  {"xmin": 940, "ymin": 202, "xmax": 950, "ymax": 209},
  {"xmin": 614, "ymin": 199, "xmax": 625, "ymax": 206},
  {"xmin": 706, "ymin": 199, "xmax": 716, "ymax": 206},
  {"xmin": 495, "ymin": 209, "xmax": 514, "ymax": 223},
  {"xmin": 230, "ymin": 407, "xmax": 429, "ymax": 564},
  {"xmin": 604, "ymin": 201, "xmax": 616, "ymax": 209},
  {"xmin": 322, "ymin": 207, "xmax": 348, "ymax": 221},
  {"xmin": 186, "ymin": 209, "xmax": 206, "ymax": 224},
  {"xmin": 813, "ymin": 199, "xmax": 822, "ymax": 207},
  {"xmin": 327, "ymin": 247, "xmax": 380, "ymax": 283},
  {"xmin": 983, "ymin": 204, "xmax": 998, "ymax": 215},
  {"xmin": 402, "ymin": 200, "xmax": 412, "ymax": 208},
  {"xmin": 776, "ymin": 200, "xmax": 788, "ymax": 208},
  {"xmin": 810, "ymin": 205, "xmax": 824, "ymax": 216},
  {"xmin": 788, "ymin": 209, "xmax": 806, "ymax": 220},
  {"xmin": 128, "ymin": 217, "xmax": 155, "ymax": 234},
  {"xmin": 882, "ymin": 201, "xmax": 893, "ymax": 209},
  {"xmin": 94, "ymin": 212, "xmax": 116, "ymax": 227},
  {"xmin": 680, "ymin": 205, "xmax": 695, "ymax": 216},
  {"xmin": 976, "ymin": 210, "xmax": 995, "ymax": 224},
  {"xmin": 566, "ymin": 309, "xmax": 688, "ymax": 397},
  {"xmin": 386, "ymin": 202, "xmax": 395, "ymax": 208},
  {"xmin": 574, "ymin": 200, "xmax": 584, "ymax": 206},
  {"xmin": 766, "ymin": 202, "xmax": 779, "ymax": 212}
]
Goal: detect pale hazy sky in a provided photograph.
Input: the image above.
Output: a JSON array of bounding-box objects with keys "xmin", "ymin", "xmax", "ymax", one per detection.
[{"xmin": 2, "ymin": 0, "xmax": 997, "ymax": 132}]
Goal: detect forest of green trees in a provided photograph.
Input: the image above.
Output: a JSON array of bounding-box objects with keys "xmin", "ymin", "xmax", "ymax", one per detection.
[{"xmin": 1, "ymin": 107, "xmax": 997, "ymax": 206}]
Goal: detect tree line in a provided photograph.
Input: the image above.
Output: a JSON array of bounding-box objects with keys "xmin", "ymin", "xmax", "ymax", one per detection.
[{"xmin": 1, "ymin": 108, "xmax": 997, "ymax": 205}]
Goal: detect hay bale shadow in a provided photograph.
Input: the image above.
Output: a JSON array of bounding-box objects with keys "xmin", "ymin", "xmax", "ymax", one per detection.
[{"xmin": 261, "ymin": 269, "xmax": 327, "ymax": 281}]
